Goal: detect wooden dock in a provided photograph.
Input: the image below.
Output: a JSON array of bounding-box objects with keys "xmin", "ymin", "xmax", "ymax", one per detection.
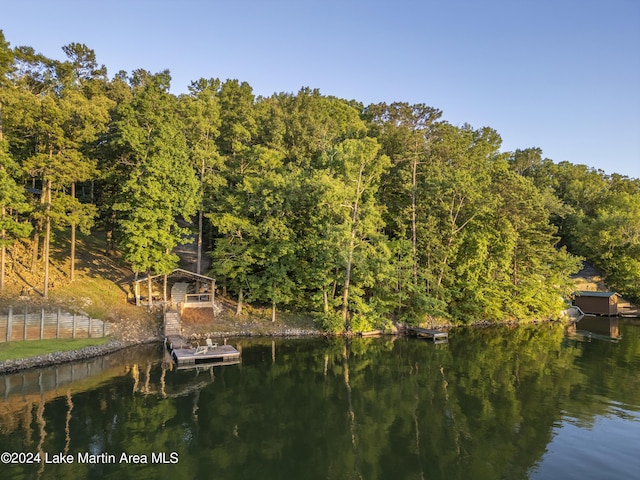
[
  {"xmin": 165, "ymin": 335, "xmax": 190, "ymax": 350},
  {"xmin": 406, "ymin": 327, "xmax": 449, "ymax": 343},
  {"xmin": 165, "ymin": 336, "xmax": 241, "ymax": 369}
]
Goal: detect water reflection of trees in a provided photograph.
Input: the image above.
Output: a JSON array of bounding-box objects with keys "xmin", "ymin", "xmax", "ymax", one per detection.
[
  {"xmin": 190, "ymin": 328, "xmax": 586, "ymax": 479},
  {"xmin": 0, "ymin": 325, "xmax": 639, "ymax": 479}
]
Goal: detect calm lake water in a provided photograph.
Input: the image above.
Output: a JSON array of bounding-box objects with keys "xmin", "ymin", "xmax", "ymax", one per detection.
[{"xmin": 1, "ymin": 321, "xmax": 639, "ymax": 480}]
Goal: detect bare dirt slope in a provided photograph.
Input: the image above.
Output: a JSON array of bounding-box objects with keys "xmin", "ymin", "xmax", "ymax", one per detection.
[
  {"xmin": 571, "ymin": 262, "xmax": 638, "ymax": 317},
  {"xmin": 571, "ymin": 262, "xmax": 608, "ymax": 292}
]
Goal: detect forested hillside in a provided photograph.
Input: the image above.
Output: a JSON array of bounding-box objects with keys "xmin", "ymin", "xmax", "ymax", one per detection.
[{"xmin": 1, "ymin": 32, "xmax": 638, "ymax": 330}]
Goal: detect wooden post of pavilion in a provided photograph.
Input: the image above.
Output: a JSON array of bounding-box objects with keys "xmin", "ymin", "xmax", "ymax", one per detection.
[
  {"xmin": 147, "ymin": 275, "xmax": 153, "ymax": 310},
  {"xmin": 163, "ymin": 275, "xmax": 168, "ymax": 303},
  {"xmin": 211, "ymin": 279, "xmax": 216, "ymax": 316}
]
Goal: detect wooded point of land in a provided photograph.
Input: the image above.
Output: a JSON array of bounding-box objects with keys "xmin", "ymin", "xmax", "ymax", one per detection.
[{"xmin": 1, "ymin": 31, "xmax": 639, "ymax": 331}]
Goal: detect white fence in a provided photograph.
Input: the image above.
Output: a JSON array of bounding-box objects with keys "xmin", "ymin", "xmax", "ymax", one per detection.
[{"xmin": 0, "ymin": 306, "xmax": 111, "ymax": 342}]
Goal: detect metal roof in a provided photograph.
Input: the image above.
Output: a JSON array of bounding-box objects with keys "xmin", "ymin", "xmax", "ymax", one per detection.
[{"xmin": 134, "ymin": 268, "xmax": 215, "ymax": 284}]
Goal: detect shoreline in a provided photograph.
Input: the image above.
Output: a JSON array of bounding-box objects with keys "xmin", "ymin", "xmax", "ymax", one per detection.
[
  {"xmin": 0, "ymin": 339, "xmax": 152, "ymax": 375},
  {"xmin": 0, "ymin": 326, "xmax": 327, "ymax": 375},
  {"xmin": 0, "ymin": 318, "xmax": 571, "ymax": 375}
]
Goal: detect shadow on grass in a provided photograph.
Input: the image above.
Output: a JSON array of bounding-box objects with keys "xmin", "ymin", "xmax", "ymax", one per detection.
[{"xmin": 50, "ymin": 229, "xmax": 130, "ymax": 295}]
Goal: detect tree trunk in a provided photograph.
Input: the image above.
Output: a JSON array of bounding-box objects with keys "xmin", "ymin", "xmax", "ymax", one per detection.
[
  {"xmin": 331, "ymin": 273, "xmax": 338, "ymax": 301},
  {"xmin": 272, "ymin": 300, "xmax": 276, "ymax": 323},
  {"xmin": 31, "ymin": 192, "xmax": 45, "ymax": 274},
  {"xmin": 105, "ymin": 230, "xmax": 112, "ymax": 256},
  {"xmin": 341, "ymin": 238, "xmax": 355, "ymax": 328},
  {"xmin": 43, "ymin": 179, "xmax": 52, "ymax": 298},
  {"xmin": 342, "ymin": 164, "xmax": 364, "ymax": 329},
  {"xmin": 30, "ymin": 225, "xmax": 40, "ymax": 273},
  {"xmin": 163, "ymin": 274, "xmax": 168, "ymax": 303},
  {"xmin": 0, "ymin": 205, "xmax": 5, "ymax": 291},
  {"xmin": 211, "ymin": 280, "xmax": 216, "ymax": 315},
  {"xmin": 197, "ymin": 157, "xmax": 205, "ymax": 275},
  {"xmin": 411, "ymin": 152, "xmax": 418, "ymax": 282},
  {"xmin": 197, "ymin": 209, "xmax": 203, "ymax": 275},
  {"xmin": 147, "ymin": 273, "xmax": 153, "ymax": 311},
  {"xmin": 0, "ymin": 243, "xmax": 5, "ymax": 291},
  {"xmin": 435, "ymin": 237, "xmax": 453, "ymax": 299},
  {"xmin": 0, "ymin": 112, "xmax": 3, "ymax": 290},
  {"xmin": 323, "ymin": 289, "xmax": 329, "ymax": 314},
  {"xmin": 106, "ymin": 212, "xmax": 116, "ymax": 256},
  {"xmin": 70, "ymin": 182, "xmax": 76, "ymax": 282},
  {"xmin": 435, "ymin": 195, "xmax": 471, "ymax": 298},
  {"xmin": 236, "ymin": 288, "xmax": 243, "ymax": 315},
  {"xmin": 134, "ymin": 270, "xmax": 140, "ymax": 306}
]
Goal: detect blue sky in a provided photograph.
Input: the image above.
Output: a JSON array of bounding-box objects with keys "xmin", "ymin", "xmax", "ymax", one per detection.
[{"xmin": 3, "ymin": 0, "xmax": 639, "ymax": 178}]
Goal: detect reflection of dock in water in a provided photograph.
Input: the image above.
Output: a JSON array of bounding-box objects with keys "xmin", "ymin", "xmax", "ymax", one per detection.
[
  {"xmin": 406, "ymin": 327, "xmax": 449, "ymax": 343},
  {"xmin": 566, "ymin": 316, "xmax": 621, "ymax": 342}
]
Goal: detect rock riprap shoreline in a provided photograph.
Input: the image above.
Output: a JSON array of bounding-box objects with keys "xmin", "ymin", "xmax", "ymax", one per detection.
[
  {"xmin": 0, "ymin": 339, "xmax": 143, "ymax": 375},
  {"xmin": 0, "ymin": 326, "xmax": 325, "ymax": 375}
]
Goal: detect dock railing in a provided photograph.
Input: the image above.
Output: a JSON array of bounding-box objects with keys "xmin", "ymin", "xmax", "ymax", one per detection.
[{"xmin": 183, "ymin": 293, "xmax": 213, "ymax": 304}]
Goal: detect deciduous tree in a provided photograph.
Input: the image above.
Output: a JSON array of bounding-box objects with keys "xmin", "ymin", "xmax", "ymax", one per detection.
[{"xmin": 112, "ymin": 71, "xmax": 199, "ymax": 295}]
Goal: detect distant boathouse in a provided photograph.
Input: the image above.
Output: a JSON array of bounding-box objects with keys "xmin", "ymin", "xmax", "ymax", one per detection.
[{"xmin": 573, "ymin": 291, "xmax": 620, "ymax": 316}]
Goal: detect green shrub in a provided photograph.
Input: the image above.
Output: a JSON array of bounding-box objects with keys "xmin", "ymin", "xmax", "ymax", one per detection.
[{"xmin": 315, "ymin": 311, "xmax": 344, "ymax": 333}]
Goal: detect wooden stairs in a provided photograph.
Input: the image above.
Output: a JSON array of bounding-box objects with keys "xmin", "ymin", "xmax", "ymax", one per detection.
[
  {"xmin": 164, "ymin": 311, "xmax": 182, "ymax": 337},
  {"xmin": 170, "ymin": 282, "xmax": 189, "ymax": 305}
]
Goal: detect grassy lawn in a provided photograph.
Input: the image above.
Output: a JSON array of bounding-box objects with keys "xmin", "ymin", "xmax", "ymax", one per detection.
[{"xmin": 0, "ymin": 337, "xmax": 109, "ymax": 362}]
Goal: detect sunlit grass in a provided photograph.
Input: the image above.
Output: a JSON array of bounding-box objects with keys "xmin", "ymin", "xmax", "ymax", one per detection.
[
  {"xmin": 49, "ymin": 275, "xmax": 127, "ymax": 319},
  {"xmin": 0, "ymin": 337, "xmax": 109, "ymax": 362}
]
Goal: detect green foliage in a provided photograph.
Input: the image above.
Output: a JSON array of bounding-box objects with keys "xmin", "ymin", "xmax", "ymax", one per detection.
[
  {"xmin": 519, "ymin": 158, "xmax": 640, "ymax": 303},
  {"xmin": 111, "ymin": 71, "xmax": 199, "ymax": 275},
  {"xmin": 576, "ymin": 191, "xmax": 640, "ymax": 301},
  {"xmin": 1, "ymin": 30, "xmax": 633, "ymax": 322},
  {"xmin": 315, "ymin": 311, "xmax": 344, "ymax": 333},
  {"xmin": 0, "ymin": 144, "xmax": 32, "ymax": 247}
]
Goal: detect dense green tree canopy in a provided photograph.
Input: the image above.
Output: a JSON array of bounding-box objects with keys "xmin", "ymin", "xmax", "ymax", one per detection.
[
  {"xmin": 1, "ymin": 30, "xmax": 637, "ymax": 325},
  {"xmin": 111, "ymin": 71, "xmax": 199, "ymax": 277}
]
